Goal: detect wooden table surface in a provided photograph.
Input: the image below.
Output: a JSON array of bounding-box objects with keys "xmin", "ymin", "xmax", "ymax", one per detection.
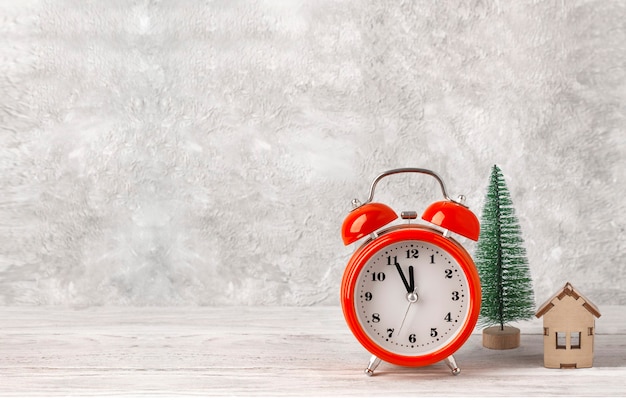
[{"xmin": 1, "ymin": 306, "xmax": 625, "ymax": 397}]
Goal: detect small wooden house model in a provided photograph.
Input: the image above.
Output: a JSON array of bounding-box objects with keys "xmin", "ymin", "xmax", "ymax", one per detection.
[{"xmin": 535, "ymin": 282, "xmax": 601, "ymax": 369}]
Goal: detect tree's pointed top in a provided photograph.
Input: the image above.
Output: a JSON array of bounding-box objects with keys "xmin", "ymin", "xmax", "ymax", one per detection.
[{"xmin": 488, "ymin": 165, "xmax": 507, "ymax": 185}]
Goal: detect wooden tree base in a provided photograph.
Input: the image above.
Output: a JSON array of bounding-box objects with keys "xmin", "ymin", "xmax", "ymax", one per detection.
[{"xmin": 482, "ymin": 326, "xmax": 520, "ymax": 349}]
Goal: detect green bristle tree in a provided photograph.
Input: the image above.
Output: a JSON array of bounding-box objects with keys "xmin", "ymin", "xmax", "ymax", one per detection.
[{"xmin": 476, "ymin": 165, "xmax": 535, "ymax": 347}]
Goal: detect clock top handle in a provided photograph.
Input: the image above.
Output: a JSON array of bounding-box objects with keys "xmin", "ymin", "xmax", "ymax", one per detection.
[{"xmin": 362, "ymin": 168, "xmax": 451, "ymax": 205}]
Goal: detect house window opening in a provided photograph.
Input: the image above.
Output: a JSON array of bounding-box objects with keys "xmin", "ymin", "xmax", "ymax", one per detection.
[
  {"xmin": 588, "ymin": 327, "xmax": 594, "ymax": 336},
  {"xmin": 543, "ymin": 327, "xmax": 549, "ymax": 336},
  {"xmin": 556, "ymin": 332, "xmax": 566, "ymax": 349},
  {"xmin": 571, "ymin": 332, "xmax": 581, "ymax": 349}
]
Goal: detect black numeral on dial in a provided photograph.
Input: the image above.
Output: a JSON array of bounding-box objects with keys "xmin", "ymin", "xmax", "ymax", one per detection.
[{"xmin": 371, "ymin": 272, "xmax": 385, "ymax": 281}]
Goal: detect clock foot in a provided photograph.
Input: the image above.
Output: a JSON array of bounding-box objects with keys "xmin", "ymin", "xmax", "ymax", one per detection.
[
  {"xmin": 444, "ymin": 355, "xmax": 461, "ymax": 376},
  {"xmin": 364, "ymin": 355, "xmax": 381, "ymax": 376}
]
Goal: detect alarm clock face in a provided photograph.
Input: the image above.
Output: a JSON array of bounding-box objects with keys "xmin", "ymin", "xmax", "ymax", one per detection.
[
  {"xmin": 342, "ymin": 226, "xmax": 480, "ymax": 366},
  {"xmin": 355, "ymin": 239, "xmax": 469, "ymax": 356}
]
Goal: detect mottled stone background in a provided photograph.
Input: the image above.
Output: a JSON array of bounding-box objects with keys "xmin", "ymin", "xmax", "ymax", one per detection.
[{"xmin": 1, "ymin": 0, "xmax": 625, "ymax": 307}]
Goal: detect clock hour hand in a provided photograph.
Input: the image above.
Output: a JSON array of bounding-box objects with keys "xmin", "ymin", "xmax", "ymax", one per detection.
[
  {"xmin": 395, "ymin": 263, "xmax": 412, "ymax": 294},
  {"xmin": 408, "ymin": 265, "xmax": 415, "ymax": 293}
]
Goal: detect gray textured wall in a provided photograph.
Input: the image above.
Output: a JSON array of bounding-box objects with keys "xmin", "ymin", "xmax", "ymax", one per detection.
[{"xmin": 2, "ymin": 0, "xmax": 625, "ymax": 307}]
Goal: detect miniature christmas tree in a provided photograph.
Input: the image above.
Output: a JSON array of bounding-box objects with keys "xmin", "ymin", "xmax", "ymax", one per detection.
[{"xmin": 475, "ymin": 165, "xmax": 535, "ymax": 349}]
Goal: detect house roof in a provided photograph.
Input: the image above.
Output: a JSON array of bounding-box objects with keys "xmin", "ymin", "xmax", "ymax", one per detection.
[{"xmin": 535, "ymin": 282, "xmax": 601, "ymax": 319}]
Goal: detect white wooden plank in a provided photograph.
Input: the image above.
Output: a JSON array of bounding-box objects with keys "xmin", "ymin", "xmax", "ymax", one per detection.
[{"xmin": 0, "ymin": 306, "xmax": 624, "ymax": 396}]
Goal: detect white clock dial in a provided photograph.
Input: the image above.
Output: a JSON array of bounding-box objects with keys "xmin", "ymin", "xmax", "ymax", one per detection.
[{"xmin": 355, "ymin": 240, "xmax": 470, "ymax": 356}]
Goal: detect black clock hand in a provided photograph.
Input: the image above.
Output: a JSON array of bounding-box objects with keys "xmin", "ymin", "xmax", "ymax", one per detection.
[
  {"xmin": 395, "ymin": 263, "xmax": 411, "ymax": 294},
  {"xmin": 408, "ymin": 265, "xmax": 415, "ymax": 293}
]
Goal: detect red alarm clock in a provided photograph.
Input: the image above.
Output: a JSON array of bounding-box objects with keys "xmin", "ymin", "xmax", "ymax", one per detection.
[{"xmin": 340, "ymin": 168, "xmax": 481, "ymax": 376}]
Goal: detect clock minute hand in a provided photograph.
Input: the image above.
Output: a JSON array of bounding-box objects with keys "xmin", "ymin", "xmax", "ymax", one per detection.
[{"xmin": 395, "ymin": 263, "xmax": 412, "ymax": 294}]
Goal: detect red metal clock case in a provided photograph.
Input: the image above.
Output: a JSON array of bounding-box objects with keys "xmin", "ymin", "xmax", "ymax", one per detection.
[{"xmin": 341, "ymin": 225, "xmax": 481, "ymax": 368}]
